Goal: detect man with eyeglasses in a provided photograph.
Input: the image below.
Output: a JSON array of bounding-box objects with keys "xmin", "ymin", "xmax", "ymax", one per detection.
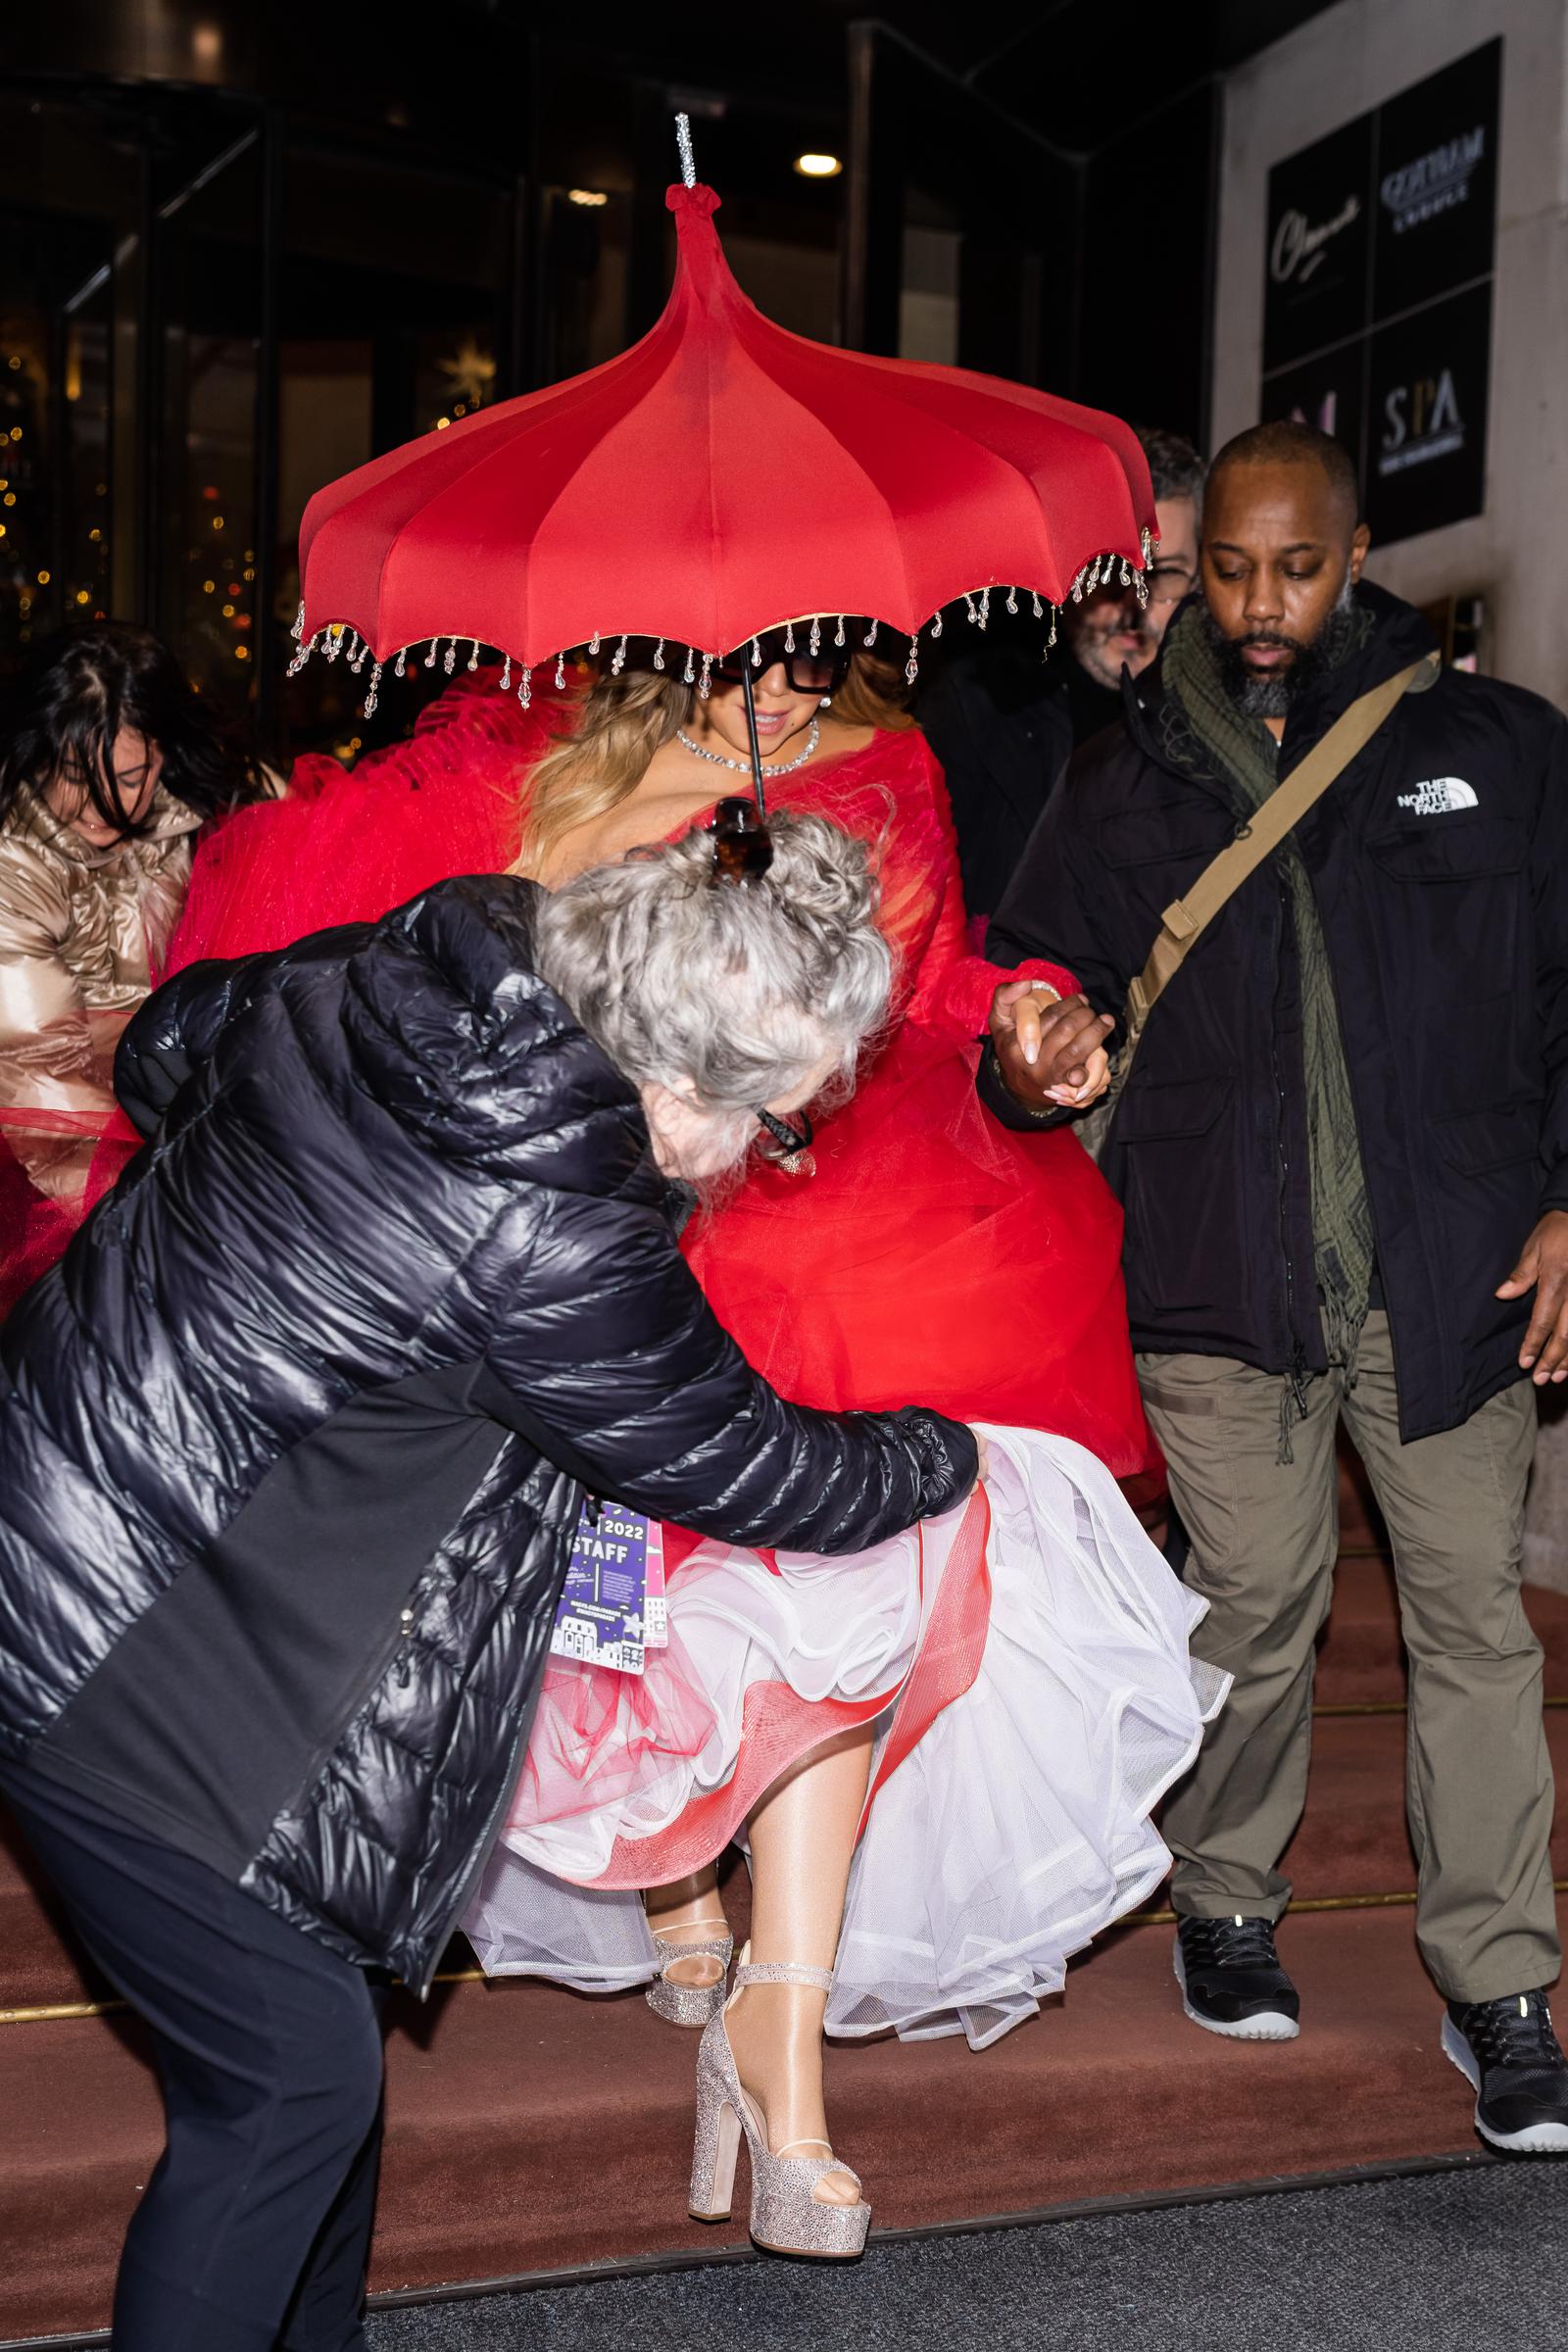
[
  {"xmin": 919, "ymin": 425, "xmax": 1204, "ymax": 921},
  {"xmin": 1058, "ymin": 425, "xmax": 1204, "ymax": 735}
]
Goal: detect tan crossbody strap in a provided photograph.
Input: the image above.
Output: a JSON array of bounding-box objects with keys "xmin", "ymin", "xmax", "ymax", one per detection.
[{"xmin": 1126, "ymin": 651, "xmax": 1440, "ymax": 1032}]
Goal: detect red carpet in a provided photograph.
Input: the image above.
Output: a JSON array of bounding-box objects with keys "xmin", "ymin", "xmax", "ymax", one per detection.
[{"xmin": 4, "ymin": 1488, "xmax": 1568, "ymax": 2343}]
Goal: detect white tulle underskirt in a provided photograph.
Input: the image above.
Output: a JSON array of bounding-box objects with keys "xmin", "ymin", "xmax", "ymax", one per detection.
[{"xmin": 465, "ymin": 1426, "xmax": 1227, "ymax": 2050}]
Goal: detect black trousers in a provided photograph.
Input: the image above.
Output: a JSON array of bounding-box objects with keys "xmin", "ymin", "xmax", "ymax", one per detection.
[{"xmin": 3, "ymin": 1770, "xmax": 387, "ymax": 2351}]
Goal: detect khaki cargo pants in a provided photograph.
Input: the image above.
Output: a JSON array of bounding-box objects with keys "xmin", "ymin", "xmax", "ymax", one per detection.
[{"xmin": 1138, "ymin": 1312, "xmax": 1558, "ymax": 2001}]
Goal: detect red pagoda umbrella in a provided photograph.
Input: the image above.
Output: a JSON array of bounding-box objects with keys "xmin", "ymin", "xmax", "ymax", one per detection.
[{"xmin": 290, "ymin": 120, "xmax": 1154, "ymax": 795}]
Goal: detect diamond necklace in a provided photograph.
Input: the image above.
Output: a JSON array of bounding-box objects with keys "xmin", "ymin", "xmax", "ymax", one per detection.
[{"xmin": 675, "ymin": 715, "xmax": 820, "ymax": 777}]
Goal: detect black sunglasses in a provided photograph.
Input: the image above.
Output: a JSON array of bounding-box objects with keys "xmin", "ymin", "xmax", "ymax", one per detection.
[
  {"xmin": 756, "ymin": 1104, "xmax": 814, "ymax": 1163},
  {"xmin": 708, "ymin": 794, "xmax": 773, "ymax": 885},
  {"xmin": 712, "ymin": 626, "xmax": 851, "ymax": 698}
]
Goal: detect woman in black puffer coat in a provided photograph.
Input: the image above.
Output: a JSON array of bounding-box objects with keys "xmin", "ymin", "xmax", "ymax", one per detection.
[{"xmin": 0, "ymin": 815, "xmax": 975, "ymax": 2352}]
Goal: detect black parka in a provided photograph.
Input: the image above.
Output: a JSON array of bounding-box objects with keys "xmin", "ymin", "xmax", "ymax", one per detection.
[
  {"xmin": 982, "ymin": 585, "xmax": 1568, "ymax": 1441},
  {"xmin": 0, "ymin": 876, "xmax": 974, "ymax": 1988}
]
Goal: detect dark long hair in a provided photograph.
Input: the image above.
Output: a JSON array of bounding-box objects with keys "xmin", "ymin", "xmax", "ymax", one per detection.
[{"xmin": 0, "ymin": 623, "xmax": 268, "ymax": 837}]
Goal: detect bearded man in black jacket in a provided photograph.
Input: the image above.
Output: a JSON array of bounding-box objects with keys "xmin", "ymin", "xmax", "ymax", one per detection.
[
  {"xmin": 0, "ymin": 815, "xmax": 979, "ymax": 2350},
  {"xmin": 981, "ymin": 419, "xmax": 1568, "ymax": 2155}
]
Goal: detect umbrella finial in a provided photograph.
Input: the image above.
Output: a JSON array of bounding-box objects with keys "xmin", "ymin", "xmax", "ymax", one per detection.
[{"xmin": 675, "ymin": 114, "xmax": 697, "ymax": 188}]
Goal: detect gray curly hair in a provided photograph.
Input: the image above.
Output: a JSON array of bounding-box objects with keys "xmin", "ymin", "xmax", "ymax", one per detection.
[{"xmin": 532, "ymin": 811, "xmax": 893, "ymax": 1166}]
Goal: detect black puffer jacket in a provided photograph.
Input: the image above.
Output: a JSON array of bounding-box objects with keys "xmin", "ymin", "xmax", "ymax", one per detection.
[
  {"xmin": 0, "ymin": 876, "xmax": 974, "ymax": 1989},
  {"xmin": 983, "ymin": 585, "xmax": 1568, "ymax": 1441}
]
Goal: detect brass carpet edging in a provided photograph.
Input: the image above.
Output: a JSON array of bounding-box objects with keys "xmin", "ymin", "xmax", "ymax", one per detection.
[
  {"xmin": 7, "ymin": 1889, "xmax": 1568, "ymax": 2026},
  {"xmin": 1316, "ymin": 1696, "xmax": 1568, "ymax": 1716},
  {"xmin": 1123, "ymin": 1879, "xmax": 1568, "ymax": 1931},
  {"xmin": 0, "ymin": 1963, "xmax": 484, "ymax": 2028}
]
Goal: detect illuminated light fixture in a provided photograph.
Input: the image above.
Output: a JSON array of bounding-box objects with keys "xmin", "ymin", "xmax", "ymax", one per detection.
[
  {"xmin": 794, "ymin": 153, "xmax": 842, "ymax": 179},
  {"xmin": 567, "ymin": 188, "xmax": 610, "ymax": 208}
]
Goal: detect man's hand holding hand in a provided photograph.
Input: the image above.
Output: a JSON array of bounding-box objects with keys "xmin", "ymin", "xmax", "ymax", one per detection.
[
  {"xmin": 988, "ymin": 983, "xmax": 1114, "ymax": 1115},
  {"xmin": 1497, "ymin": 1209, "xmax": 1568, "ymax": 1383}
]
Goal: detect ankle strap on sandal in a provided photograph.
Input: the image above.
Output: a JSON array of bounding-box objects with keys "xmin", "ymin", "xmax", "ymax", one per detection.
[{"xmin": 733, "ymin": 1959, "xmax": 835, "ymax": 1992}]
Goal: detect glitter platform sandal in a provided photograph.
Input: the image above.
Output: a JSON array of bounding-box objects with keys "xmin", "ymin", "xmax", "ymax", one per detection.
[
  {"xmin": 688, "ymin": 1951, "xmax": 869, "ymax": 2259},
  {"xmin": 646, "ymin": 1916, "xmax": 735, "ymax": 2029}
]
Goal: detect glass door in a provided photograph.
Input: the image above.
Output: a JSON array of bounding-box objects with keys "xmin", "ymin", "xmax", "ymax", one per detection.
[{"xmin": 840, "ymin": 25, "xmax": 1074, "ymax": 385}]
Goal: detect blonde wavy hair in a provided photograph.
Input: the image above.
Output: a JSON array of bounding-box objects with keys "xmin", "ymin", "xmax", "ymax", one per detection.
[{"xmin": 520, "ymin": 647, "xmax": 912, "ymax": 868}]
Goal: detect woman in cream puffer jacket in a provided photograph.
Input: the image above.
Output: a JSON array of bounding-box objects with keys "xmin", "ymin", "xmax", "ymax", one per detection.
[{"xmin": 0, "ymin": 623, "xmax": 266, "ymax": 1299}]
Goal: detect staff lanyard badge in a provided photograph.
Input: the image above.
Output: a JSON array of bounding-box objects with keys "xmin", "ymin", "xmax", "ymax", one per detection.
[{"xmin": 551, "ymin": 1498, "xmax": 668, "ymax": 1675}]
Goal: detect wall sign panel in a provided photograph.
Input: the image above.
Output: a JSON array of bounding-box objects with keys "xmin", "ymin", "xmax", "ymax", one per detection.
[
  {"xmin": 1259, "ymin": 37, "xmax": 1499, "ymax": 547},
  {"xmin": 1262, "ymin": 114, "xmax": 1374, "ymax": 373},
  {"xmin": 1372, "ymin": 42, "xmax": 1501, "ymax": 321},
  {"xmin": 1260, "ymin": 343, "xmax": 1366, "ymax": 479},
  {"xmin": 1364, "ymin": 279, "xmax": 1492, "ymax": 549}
]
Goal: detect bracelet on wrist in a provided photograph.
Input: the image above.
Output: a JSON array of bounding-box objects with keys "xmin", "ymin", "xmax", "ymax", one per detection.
[{"xmin": 987, "ymin": 1043, "xmax": 1059, "ymax": 1122}]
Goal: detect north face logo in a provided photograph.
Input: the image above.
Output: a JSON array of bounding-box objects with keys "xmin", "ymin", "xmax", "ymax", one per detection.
[{"xmin": 1396, "ymin": 777, "xmax": 1479, "ymax": 814}]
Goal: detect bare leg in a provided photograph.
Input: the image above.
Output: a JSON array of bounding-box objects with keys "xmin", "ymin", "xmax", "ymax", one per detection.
[
  {"xmin": 645, "ymin": 1867, "xmax": 730, "ymax": 1990},
  {"xmin": 725, "ymin": 1725, "xmax": 874, "ymax": 2207}
]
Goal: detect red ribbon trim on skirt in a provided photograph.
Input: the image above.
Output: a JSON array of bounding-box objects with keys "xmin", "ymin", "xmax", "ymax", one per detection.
[{"xmin": 593, "ymin": 1484, "xmax": 994, "ymax": 1889}]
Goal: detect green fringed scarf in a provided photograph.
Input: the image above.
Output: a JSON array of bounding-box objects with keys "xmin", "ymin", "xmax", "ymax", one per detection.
[{"xmin": 1159, "ymin": 605, "xmax": 1376, "ymax": 1456}]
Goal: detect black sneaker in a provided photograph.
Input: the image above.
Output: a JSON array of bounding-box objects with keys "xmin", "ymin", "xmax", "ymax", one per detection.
[
  {"xmin": 1173, "ymin": 1914, "xmax": 1300, "ymax": 2041},
  {"xmin": 1442, "ymin": 1991, "xmax": 1568, "ymax": 2154}
]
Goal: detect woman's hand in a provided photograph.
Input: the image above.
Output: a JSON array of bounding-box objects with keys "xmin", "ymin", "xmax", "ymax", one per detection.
[
  {"xmin": 988, "ymin": 983, "xmax": 1114, "ymax": 1114},
  {"xmin": 969, "ymin": 1429, "xmax": 992, "ymax": 1486},
  {"xmin": 1060, "ymin": 1042, "xmax": 1112, "ymax": 1108}
]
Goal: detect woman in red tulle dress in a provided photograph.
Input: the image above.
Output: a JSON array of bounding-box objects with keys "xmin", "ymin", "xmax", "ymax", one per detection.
[{"xmin": 172, "ymin": 636, "xmax": 1219, "ymax": 2258}]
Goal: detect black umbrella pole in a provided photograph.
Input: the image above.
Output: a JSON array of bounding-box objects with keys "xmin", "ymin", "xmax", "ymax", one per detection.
[{"xmin": 741, "ymin": 663, "xmax": 767, "ymax": 818}]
